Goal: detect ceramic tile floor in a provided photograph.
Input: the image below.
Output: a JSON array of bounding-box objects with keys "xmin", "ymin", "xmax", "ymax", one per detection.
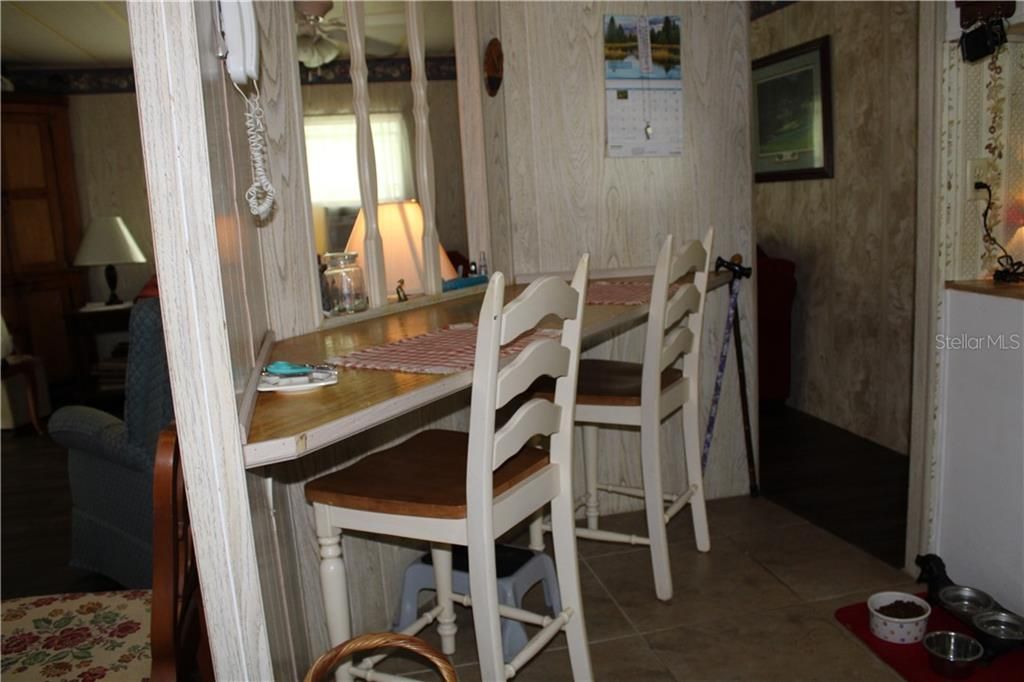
[{"xmin": 371, "ymin": 496, "xmax": 918, "ymax": 681}]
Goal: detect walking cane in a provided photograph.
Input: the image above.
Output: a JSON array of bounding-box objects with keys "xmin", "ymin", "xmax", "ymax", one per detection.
[{"xmin": 715, "ymin": 255, "xmax": 758, "ymax": 497}]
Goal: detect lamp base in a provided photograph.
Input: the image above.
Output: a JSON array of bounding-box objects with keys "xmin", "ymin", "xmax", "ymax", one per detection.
[
  {"xmin": 993, "ymin": 268, "xmax": 1023, "ymax": 283},
  {"xmin": 104, "ymin": 264, "xmax": 123, "ymax": 305}
]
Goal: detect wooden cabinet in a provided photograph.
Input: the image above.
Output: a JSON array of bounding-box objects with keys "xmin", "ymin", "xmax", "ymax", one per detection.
[{"xmin": 1, "ymin": 95, "xmax": 85, "ymax": 384}]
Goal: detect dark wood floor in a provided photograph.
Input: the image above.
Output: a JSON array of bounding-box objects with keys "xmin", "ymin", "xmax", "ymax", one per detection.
[
  {"xmin": 758, "ymin": 403, "xmax": 909, "ymax": 567},
  {"xmin": 1, "ymin": 427, "xmax": 121, "ymax": 599}
]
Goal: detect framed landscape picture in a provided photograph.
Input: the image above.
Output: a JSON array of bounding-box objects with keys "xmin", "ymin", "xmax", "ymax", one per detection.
[{"xmin": 752, "ymin": 36, "xmax": 833, "ymax": 182}]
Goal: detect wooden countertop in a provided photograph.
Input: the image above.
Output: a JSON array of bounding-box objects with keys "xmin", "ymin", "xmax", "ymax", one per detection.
[
  {"xmin": 243, "ymin": 272, "xmax": 731, "ymax": 468},
  {"xmin": 945, "ymin": 279, "xmax": 1024, "ymax": 301}
]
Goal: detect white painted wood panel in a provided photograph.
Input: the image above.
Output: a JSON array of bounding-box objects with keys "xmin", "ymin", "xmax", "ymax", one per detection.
[
  {"xmin": 490, "ymin": 1, "xmax": 756, "ymax": 502},
  {"xmin": 935, "ymin": 290, "xmax": 1024, "ymax": 614},
  {"xmin": 254, "ymin": 0, "xmax": 320, "ymax": 339}
]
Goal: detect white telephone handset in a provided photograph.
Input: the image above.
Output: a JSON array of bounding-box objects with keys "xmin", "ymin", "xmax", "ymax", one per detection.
[
  {"xmin": 220, "ymin": 0, "xmax": 259, "ymax": 85},
  {"xmin": 218, "ymin": 0, "xmax": 276, "ymax": 221}
]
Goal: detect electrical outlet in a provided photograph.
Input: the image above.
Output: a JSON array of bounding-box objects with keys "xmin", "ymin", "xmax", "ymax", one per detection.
[{"xmin": 967, "ymin": 158, "xmax": 991, "ymax": 200}]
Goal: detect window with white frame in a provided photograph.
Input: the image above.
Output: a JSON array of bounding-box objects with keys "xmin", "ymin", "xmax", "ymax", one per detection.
[{"xmin": 304, "ymin": 113, "xmax": 414, "ymax": 207}]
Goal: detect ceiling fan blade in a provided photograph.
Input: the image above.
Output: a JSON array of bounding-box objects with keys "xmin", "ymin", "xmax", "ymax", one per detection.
[
  {"xmin": 315, "ymin": 19, "xmax": 401, "ymax": 58},
  {"xmin": 296, "ymin": 32, "xmax": 340, "ymax": 69}
]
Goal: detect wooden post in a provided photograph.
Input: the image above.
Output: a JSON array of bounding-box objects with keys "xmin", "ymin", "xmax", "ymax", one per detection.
[
  {"xmin": 452, "ymin": 1, "xmax": 491, "ymax": 272},
  {"xmin": 126, "ymin": 1, "xmax": 273, "ymax": 678},
  {"xmin": 345, "ymin": 0, "xmax": 387, "ymax": 307},
  {"xmin": 407, "ymin": 2, "xmax": 442, "ymax": 295}
]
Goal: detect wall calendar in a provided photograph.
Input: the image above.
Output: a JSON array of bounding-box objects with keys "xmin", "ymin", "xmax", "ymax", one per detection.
[{"xmin": 604, "ymin": 15, "xmax": 683, "ymax": 158}]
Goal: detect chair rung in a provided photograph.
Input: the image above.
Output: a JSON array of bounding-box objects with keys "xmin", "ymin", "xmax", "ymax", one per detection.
[
  {"xmin": 351, "ymin": 666, "xmax": 422, "ymax": 682},
  {"xmin": 663, "ymin": 485, "xmax": 696, "ymax": 523},
  {"xmin": 505, "ymin": 607, "xmax": 573, "ymax": 678},
  {"xmin": 596, "ymin": 483, "xmax": 675, "ymax": 502},
  {"xmin": 356, "ymin": 605, "xmax": 444, "ymax": 671},
  {"xmin": 574, "ymin": 526, "xmax": 651, "ymax": 546},
  {"xmin": 451, "ymin": 592, "xmax": 553, "ymax": 627}
]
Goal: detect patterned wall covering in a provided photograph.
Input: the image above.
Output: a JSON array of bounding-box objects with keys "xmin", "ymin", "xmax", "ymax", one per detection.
[
  {"xmin": 751, "ymin": 2, "xmax": 919, "ymax": 455},
  {"xmin": 925, "ymin": 39, "xmax": 1023, "ymax": 551},
  {"xmin": 937, "ymin": 41, "xmax": 1024, "ymax": 281}
]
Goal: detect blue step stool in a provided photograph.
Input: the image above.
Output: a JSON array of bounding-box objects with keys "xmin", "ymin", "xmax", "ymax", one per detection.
[{"xmin": 393, "ymin": 544, "xmax": 561, "ymax": 662}]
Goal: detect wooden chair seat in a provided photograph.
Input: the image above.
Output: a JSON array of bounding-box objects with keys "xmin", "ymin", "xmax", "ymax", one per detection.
[
  {"xmin": 576, "ymin": 359, "xmax": 683, "ymax": 406},
  {"xmin": 305, "ymin": 429, "xmax": 550, "ymax": 519},
  {"xmin": 533, "ymin": 359, "xmax": 683, "ymax": 406}
]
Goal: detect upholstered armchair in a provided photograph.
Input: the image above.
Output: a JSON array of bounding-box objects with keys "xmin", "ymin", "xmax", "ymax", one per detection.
[{"xmin": 48, "ymin": 298, "xmax": 174, "ymax": 588}]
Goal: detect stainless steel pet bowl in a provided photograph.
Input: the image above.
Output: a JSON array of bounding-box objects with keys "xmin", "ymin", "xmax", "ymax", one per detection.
[
  {"xmin": 922, "ymin": 631, "xmax": 984, "ymax": 679},
  {"xmin": 938, "ymin": 586, "xmax": 994, "ymax": 617},
  {"xmin": 972, "ymin": 609, "xmax": 1024, "ymax": 642}
]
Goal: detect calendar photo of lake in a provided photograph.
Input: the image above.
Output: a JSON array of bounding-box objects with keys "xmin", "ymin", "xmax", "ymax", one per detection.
[{"xmin": 604, "ymin": 15, "xmax": 681, "ymax": 81}]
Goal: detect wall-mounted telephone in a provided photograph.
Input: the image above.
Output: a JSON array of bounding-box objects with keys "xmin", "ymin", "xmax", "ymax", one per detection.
[
  {"xmin": 220, "ymin": 0, "xmax": 259, "ymax": 85},
  {"xmin": 218, "ymin": 0, "xmax": 276, "ymax": 221}
]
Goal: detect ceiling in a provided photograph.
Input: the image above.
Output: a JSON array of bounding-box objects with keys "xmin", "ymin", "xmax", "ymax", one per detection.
[
  {"xmin": 2, "ymin": 1, "xmax": 133, "ymax": 68},
  {"xmin": 1, "ymin": 0, "xmax": 455, "ymax": 71}
]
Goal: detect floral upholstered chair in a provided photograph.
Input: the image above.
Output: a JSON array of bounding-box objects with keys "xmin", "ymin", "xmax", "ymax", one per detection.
[{"xmin": 1, "ymin": 427, "xmax": 211, "ymax": 682}]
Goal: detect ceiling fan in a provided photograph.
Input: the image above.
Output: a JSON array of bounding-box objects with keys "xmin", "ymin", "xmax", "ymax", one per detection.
[{"xmin": 294, "ymin": 1, "xmax": 400, "ymax": 69}]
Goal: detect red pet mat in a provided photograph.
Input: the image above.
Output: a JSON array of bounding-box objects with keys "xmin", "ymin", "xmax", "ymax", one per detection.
[{"xmin": 834, "ymin": 594, "xmax": 1024, "ymax": 681}]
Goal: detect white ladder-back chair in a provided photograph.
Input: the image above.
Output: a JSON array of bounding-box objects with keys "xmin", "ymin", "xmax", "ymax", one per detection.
[
  {"xmin": 305, "ymin": 255, "xmax": 593, "ymax": 681},
  {"xmin": 532, "ymin": 230, "xmax": 714, "ymax": 602}
]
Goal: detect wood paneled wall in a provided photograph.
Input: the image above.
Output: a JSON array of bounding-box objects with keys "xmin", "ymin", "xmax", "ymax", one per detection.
[
  {"xmin": 751, "ymin": 2, "xmax": 918, "ymax": 454},
  {"xmin": 68, "ymin": 94, "xmax": 154, "ymax": 303},
  {"xmin": 301, "ymin": 81, "xmax": 469, "ymax": 258},
  {"xmin": 482, "ymin": 1, "xmax": 757, "ymax": 503}
]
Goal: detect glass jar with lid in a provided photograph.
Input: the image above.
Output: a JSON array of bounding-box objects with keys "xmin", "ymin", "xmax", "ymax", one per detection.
[{"xmin": 322, "ymin": 251, "xmax": 368, "ymax": 315}]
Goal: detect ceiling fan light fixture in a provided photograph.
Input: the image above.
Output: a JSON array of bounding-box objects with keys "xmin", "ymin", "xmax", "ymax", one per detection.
[{"xmin": 294, "ymin": 1, "xmax": 334, "ymax": 20}]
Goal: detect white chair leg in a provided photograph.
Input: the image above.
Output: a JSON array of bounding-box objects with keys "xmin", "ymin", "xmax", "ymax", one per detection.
[
  {"xmin": 430, "ymin": 543, "xmax": 458, "ymax": 655},
  {"xmin": 528, "ymin": 510, "xmax": 546, "ymax": 552},
  {"xmin": 582, "ymin": 425, "xmax": 600, "ymax": 530},
  {"xmin": 467, "ymin": 538, "xmax": 507, "ymax": 681},
  {"xmin": 640, "ymin": 418, "xmax": 673, "ymax": 601},
  {"xmin": 683, "ymin": 402, "xmax": 711, "ymax": 552},
  {"xmin": 316, "ymin": 519, "xmax": 352, "ymax": 682},
  {"xmin": 549, "ymin": 489, "xmax": 594, "ymax": 681}
]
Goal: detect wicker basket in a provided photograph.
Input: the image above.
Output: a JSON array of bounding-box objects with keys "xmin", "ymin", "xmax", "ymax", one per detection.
[{"xmin": 304, "ymin": 632, "xmax": 457, "ymax": 682}]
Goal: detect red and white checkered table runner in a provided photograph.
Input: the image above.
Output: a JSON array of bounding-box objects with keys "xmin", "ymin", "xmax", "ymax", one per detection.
[{"xmin": 328, "ymin": 324, "xmax": 560, "ymax": 375}]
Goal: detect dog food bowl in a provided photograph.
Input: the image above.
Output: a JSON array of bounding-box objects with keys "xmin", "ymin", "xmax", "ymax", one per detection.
[
  {"xmin": 939, "ymin": 586, "xmax": 994, "ymax": 617},
  {"xmin": 972, "ymin": 609, "xmax": 1024, "ymax": 642},
  {"xmin": 867, "ymin": 591, "xmax": 931, "ymax": 644},
  {"xmin": 923, "ymin": 631, "xmax": 983, "ymax": 678}
]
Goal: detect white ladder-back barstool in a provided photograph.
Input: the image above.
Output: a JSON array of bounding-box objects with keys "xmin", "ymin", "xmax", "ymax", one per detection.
[
  {"xmin": 305, "ymin": 256, "xmax": 593, "ymax": 681},
  {"xmin": 532, "ymin": 230, "xmax": 714, "ymax": 602}
]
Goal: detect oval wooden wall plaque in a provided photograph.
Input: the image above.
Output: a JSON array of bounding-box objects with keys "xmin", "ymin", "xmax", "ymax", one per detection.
[{"xmin": 484, "ymin": 38, "xmax": 503, "ymax": 97}]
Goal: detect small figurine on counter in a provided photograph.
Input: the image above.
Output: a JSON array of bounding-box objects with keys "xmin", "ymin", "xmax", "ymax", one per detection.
[{"xmin": 396, "ymin": 278, "xmax": 408, "ymax": 302}]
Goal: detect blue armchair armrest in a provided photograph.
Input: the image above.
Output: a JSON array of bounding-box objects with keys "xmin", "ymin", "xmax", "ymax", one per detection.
[{"xmin": 48, "ymin": 406, "xmax": 152, "ymax": 474}]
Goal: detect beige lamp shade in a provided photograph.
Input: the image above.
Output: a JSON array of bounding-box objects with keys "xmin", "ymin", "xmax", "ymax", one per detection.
[
  {"xmin": 74, "ymin": 216, "xmax": 147, "ymax": 266},
  {"xmin": 1007, "ymin": 225, "xmax": 1024, "ymax": 259},
  {"xmin": 346, "ymin": 201, "xmax": 458, "ymax": 295}
]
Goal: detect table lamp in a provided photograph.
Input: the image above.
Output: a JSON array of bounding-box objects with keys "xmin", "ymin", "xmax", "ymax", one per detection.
[
  {"xmin": 74, "ymin": 216, "xmax": 148, "ymax": 305},
  {"xmin": 345, "ymin": 201, "xmax": 458, "ymax": 296}
]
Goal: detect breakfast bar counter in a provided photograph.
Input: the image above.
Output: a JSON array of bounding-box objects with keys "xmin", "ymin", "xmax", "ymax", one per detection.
[{"xmin": 243, "ymin": 272, "xmax": 731, "ymax": 468}]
